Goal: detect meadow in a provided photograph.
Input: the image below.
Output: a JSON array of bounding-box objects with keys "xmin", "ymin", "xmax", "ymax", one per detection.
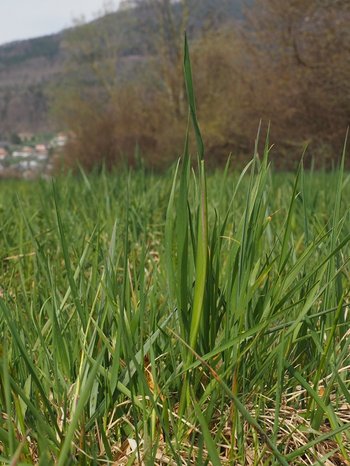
[
  {"xmin": 1, "ymin": 152, "xmax": 350, "ymax": 465},
  {"xmin": 1, "ymin": 43, "xmax": 350, "ymax": 465}
]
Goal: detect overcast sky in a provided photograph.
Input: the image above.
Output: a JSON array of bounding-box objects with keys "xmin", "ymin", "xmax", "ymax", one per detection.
[{"xmin": 0, "ymin": 0, "xmax": 120, "ymax": 45}]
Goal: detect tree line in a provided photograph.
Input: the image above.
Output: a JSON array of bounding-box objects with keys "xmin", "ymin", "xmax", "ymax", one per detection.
[{"xmin": 52, "ymin": 0, "xmax": 350, "ymax": 170}]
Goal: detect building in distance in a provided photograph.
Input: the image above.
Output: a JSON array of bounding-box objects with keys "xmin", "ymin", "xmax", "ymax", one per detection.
[{"xmin": 0, "ymin": 147, "xmax": 8, "ymax": 160}]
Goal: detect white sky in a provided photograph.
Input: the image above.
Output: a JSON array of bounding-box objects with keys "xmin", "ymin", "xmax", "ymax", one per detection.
[{"xmin": 0, "ymin": 0, "xmax": 120, "ymax": 45}]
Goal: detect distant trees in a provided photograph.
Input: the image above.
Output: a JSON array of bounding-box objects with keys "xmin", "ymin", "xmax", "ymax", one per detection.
[
  {"xmin": 134, "ymin": 0, "xmax": 189, "ymax": 119},
  {"xmin": 52, "ymin": 5, "xmax": 126, "ymax": 169},
  {"xmin": 10, "ymin": 133, "xmax": 21, "ymax": 145},
  {"xmin": 52, "ymin": 0, "xmax": 350, "ymax": 170},
  {"xmin": 52, "ymin": 0, "xmax": 199, "ymax": 169},
  {"xmin": 192, "ymin": 0, "xmax": 350, "ymax": 166},
  {"xmin": 242, "ymin": 0, "xmax": 350, "ymax": 161}
]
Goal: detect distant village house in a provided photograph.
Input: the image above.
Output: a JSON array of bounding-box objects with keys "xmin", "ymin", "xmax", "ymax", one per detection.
[
  {"xmin": 35, "ymin": 144, "xmax": 47, "ymax": 153},
  {"xmin": 0, "ymin": 147, "xmax": 8, "ymax": 159},
  {"xmin": 13, "ymin": 146, "xmax": 34, "ymax": 158},
  {"xmin": 18, "ymin": 132, "xmax": 34, "ymax": 142},
  {"xmin": 49, "ymin": 132, "xmax": 68, "ymax": 148},
  {"xmin": 118, "ymin": 0, "xmax": 137, "ymax": 10}
]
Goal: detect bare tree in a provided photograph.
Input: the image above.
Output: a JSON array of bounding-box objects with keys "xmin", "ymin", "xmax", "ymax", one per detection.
[
  {"xmin": 240, "ymin": 0, "xmax": 350, "ymax": 157},
  {"xmin": 134, "ymin": 0, "xmax": 190, "ymax": 118}
]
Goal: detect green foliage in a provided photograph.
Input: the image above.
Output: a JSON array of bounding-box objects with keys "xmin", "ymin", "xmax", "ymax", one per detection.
[
  {"xmin": 10, "ymin": 133, "xmax": 21, "ymax": 145},
  {"xmin": 0, "ymin": 155, "xmax": 350, "ymax": 463}
]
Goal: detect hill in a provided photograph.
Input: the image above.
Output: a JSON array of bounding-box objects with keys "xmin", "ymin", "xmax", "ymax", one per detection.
[
  {"xmin": 0, "ymin": 33, "xmax": 64, "ymax": 135},
  {"xmin": 0, "ymin": 0, "xmax": 247, "ymax": 137}
]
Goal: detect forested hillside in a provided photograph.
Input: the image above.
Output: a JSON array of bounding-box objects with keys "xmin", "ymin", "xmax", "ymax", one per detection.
[
  {"xmin": 0, "ymin": 0, "xmax": 246, "ymax": 136},
  {"xmin": 0, "ymin": 34, "xmax": 63, "ymax": 134},
  {"xmin": 0, "ymin": 0, "xmax": 349, "ymax": 169}
]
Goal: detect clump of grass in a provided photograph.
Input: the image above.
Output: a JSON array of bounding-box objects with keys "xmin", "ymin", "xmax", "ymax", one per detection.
[{"xmin": 0, "ymin": 39, "xmax": 350, "ymax": 465}]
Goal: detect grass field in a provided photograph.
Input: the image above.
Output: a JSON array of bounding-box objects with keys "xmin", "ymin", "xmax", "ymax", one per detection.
[
  {"xmin": 1, "ymin": 156, "xmax": 350, "ymax": 465},
  {"xmin": 1, "ymin": 41, "xmax": 350, "ymax": 465}
]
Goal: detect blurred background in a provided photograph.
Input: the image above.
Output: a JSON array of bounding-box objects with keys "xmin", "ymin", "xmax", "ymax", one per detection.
[{"xmin": 0, "ymin": 0, "xmax": 349, "ymax": 174}]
